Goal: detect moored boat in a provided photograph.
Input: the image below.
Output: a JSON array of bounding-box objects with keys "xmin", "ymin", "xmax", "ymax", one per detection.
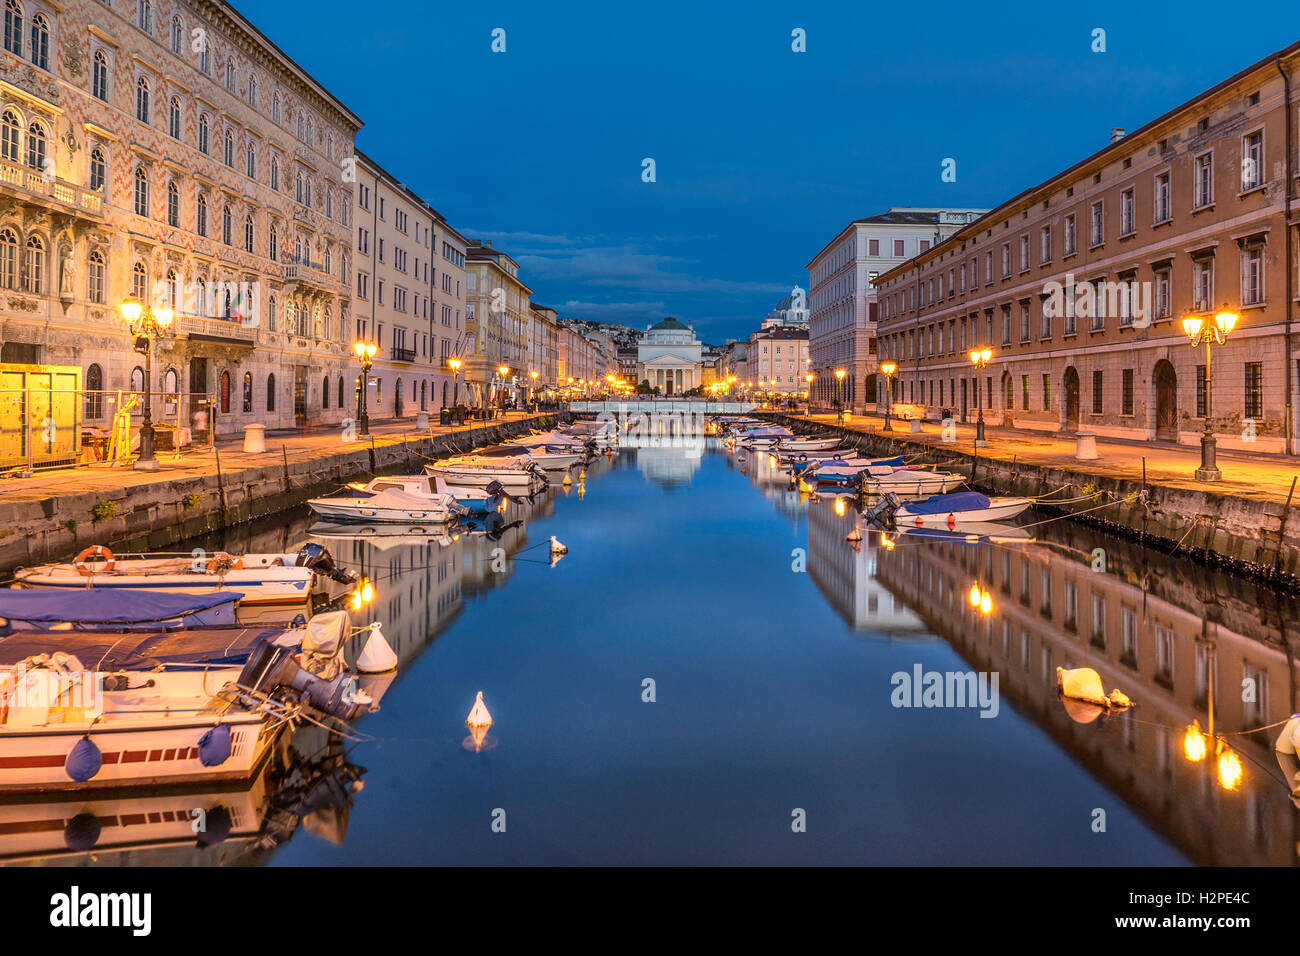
[{"xmin": 892, "ymin": 491, "xmax": 1032, "ymax": 527}]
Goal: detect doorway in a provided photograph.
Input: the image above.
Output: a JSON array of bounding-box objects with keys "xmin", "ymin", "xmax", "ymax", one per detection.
[
  {"xmin": 1063, "ymin": 366, "xmax": 1080, "ymax": 433},
  {"xmin": 293, "ymin": 365, "xmax": 307, "ymax": 427},
  {"xmin": 1154, "ymin": 360, "xmax": 1178, "ymax": 441}
]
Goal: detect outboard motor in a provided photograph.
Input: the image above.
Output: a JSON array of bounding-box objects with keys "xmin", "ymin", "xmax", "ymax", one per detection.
[
  {"xmin": 862, "ymin": 492, "xmax": 902, "ymax": 527},
  {"xmin": 295, "ymin": 543, "xmax": 359, "ymax": 585},
  {"xmin": 236, "ymin": 640, "xmax": 371, "ymax": 721}
]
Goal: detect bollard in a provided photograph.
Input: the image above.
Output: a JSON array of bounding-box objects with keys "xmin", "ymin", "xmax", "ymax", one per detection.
[
  {"xmin": 242, "ymin": 423, "xmax": 267, "ymax": 454},
  {"xmin": 1074, "ymin": 431, "xmax": 1099, "ymax": 460}
]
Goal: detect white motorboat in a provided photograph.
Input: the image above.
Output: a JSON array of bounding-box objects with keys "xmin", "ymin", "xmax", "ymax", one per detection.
[
  {"xmin": 308, "ymin": 484, "xmax": 467, "ymax": 523},
  {"xmin": 776, "ymin": 437, "xmax": 841, "ymax": 452},
  {"xmin": 892, "ymin": 491, "xmax": 1032, "ymax": 527},
  {"xmin": 425, "ymin": 453, "xmax": 549, "ymax": 493},
  {"xmin": 0, "ymin": 608, "xmax": 371, "ymax": 792},
  {"xmin": 858, "ymin": 465, "xmax": 965, "ymax": 496},
  {"xmin": 11, "ymin": 543, "xmax": 356, "ymax": 607},
  {"xmin": 343, "ymin": 474, "xmax": 501, "ymax": 513}
]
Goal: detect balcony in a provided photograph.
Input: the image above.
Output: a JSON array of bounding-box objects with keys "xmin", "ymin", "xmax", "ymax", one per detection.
[
  {"xmin": 175, "ymin": 314, "xmax": 257, "ymax": 347},
  {"xmin": 281, "ymin": 256, "xmax": 340, "ymax": 292},
  {"xmin": 0, "ymin": 159, "xmax": 103, "ymax": 218},
  {"xmin": 390, "ymin": 345, "xmax": 418, "ymax": 363}
]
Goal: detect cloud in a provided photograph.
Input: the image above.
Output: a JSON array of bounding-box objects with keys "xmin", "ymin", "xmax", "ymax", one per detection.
[{"xmin": 553, "ymin": 299, "xmax": 667, "ymax": 321}]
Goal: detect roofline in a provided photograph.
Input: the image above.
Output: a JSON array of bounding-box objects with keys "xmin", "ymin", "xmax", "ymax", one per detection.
[
  {"xmin": 874, "ymin": 38, "xmax": 1300, "ymax": 286},
  {"xmin": 219, "ymin": 0, "xmax": 363, "ymax": 129},
  {"xmin": 803, "ymin": 210, "xmax": 979, "ymax": 270}
]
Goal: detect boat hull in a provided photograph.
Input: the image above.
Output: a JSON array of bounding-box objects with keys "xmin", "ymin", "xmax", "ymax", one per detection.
[{"xmin": 895, "ymin": 498, "xmax": 1032, "ymax": 526}]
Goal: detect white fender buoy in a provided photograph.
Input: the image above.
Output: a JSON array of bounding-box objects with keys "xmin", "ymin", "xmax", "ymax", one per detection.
[
  {"xmin": 1275, "ymin": 715, "xmax": 1300, "ymax": 754},
  {"xmin": 466, "ymin": 691, "xmax": 493, "ymax": 729},
  {"xmin": 846, "ymin": 524, "xmax": 862, "ymax": 542},
  {"xmin": 1056, "ymin": 666, "xmax": 1133, "ymax": 709},
  {"xmin": 356, "ymin": 622, "xmax": 398, "ymax": 674},
  {"xmin": 550, "ymin": 535, "xmax": 568, "ymax": 555}
]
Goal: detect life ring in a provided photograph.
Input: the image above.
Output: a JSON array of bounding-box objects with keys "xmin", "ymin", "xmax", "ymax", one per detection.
[
  {"xmin": 206, "ymin": 552, "xmax": 244, "ymax": 574},
  {"xmin": 798, "ymin": 453, "xmax": 807, "ymax": 461},
  {"xmin": 74, "ymin": 545, "xmax": 115, "ymax": 576}
]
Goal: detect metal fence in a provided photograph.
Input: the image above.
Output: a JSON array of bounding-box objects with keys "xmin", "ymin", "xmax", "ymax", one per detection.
[
  {"xmin": 568, "ymin": 400, "xmax": 758, "ymax": 415},
  {"xmin": 0, "ymin": 388, "xmax": 215, "ymax": 473}
]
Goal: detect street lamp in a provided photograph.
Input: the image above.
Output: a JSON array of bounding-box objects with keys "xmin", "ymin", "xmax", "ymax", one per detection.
[
  {"xmin": 119, "ymin": 297, "xmax": 174, "ymax": 471},
  {"xmin": 1182, "ymin": 308, "xmax": 1237, "ymax": 481},
  {"xmin": 834, "ymin": 368, "xmax": 846, "ymax": 419},
  {"xmin": 529, "ymin": 369, "xmax": 539, "ymax": 411},
  {"xmin": 968, "ymin": 347, "xmax": 992, "ymax": 447},
  {"xmin": 447, "ymin": 356, "xmax": 462, "ymax": 409},
  {"xmin": 879, "ymin": 361, "xmax": 897, "ymax": 431},
  {"xmin": 353, "ymin": 339, "xmax": 377, "ymax": 435}
]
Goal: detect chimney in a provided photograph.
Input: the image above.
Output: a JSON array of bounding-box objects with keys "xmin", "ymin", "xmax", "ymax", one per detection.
[
  {"xmin": 484, "ymin": 239, "xmax": 492, "ymax": 248},
  {"xmin": 1110, "ymin": 127, "xmax": 1126, "ymax": 143}
]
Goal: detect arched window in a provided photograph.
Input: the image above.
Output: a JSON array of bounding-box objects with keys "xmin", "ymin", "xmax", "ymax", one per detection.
[
  {"xmin": 165, "ymin": 268, "xmax": 178, "ymax": 309},
  {"xmin": 245, "ymin": 140, "xmax": 255, "ymax": 178},
  {"xmin": 86, "ymin": 249, "xmax": 104, "ymax": 303},
  {"xmin": 196, "ymin": 192, "xmax": 207, "ymax": 236},
  {"xmin": 267, "ymin": 293, "xmax": 277, "ymax": 331},
  {"xmin": 224, "ymin": 55, "xmax": 235, "ymax": 91},
  {"xmin": 92, "ymin": 50, "xmax": 108, "ymax": 100},
  {"xmin": 22, "ymin": 235, "xmax": 42, "ymax": 293},
  {"xmin": 322, "ymin": 374, "xmax": 329, "ymax": 409},
  {"xmin": 242, "ymin": 371, "xmax": 252, "ymax": 412},
  {"xmin": 198, "ymin": 41, "xmax": 208, "ymax": 75},
  {"xmin": 135, "ymin": 75, "xmax": 149, "ymax": 124},
  {"xmin": 89, "ymin": 147, "xmax": 105, "ymax": 190},
  {"xmin": 85, "ymin": 363, "xmax": 103, "ymax": 419},
  {"xmin": 133, "ymin": 166, "xmax": 148, "ymax": 216},
  {"xmin": 294, "ymin": 236, "xmax": 301, "ymax": 262},
  {"xmin": 166, "ymin": 180, "xmax": 179, "ymax": 226},
  {"xmin": 167, "ymin": 96, "xmax": 180, "ymax": 138},
  {"xmin": 244, "ymin": 213, "xmax": 254, "ymax": 253},
  {"xmin": 219, "ymin": 370, "xmax": 230, "ymax": 414},
  {"xmin": 295, "ymin": 109, "xmax": 304, "ymax": 141},
  {"xmin": 272, "ymin": 91, "xmax": 281, "ymax": 124},
  {"xmin": 24, "ymin": 121, "xmax": 44, "ymax": 171},
  {"xmin": 0, "ymin": 228, "xmax": 16, "ymax": 289},
  {"xmin": 195, "ymin": 276, "xmax": 206, "ymax": 314},
  {"xmin": 137, "ymin": 0, "xmax": 152, "ymax": 34},
  {"xmin": 163, "ymin": 368, "xmax": 178, "ymax": 412},
  {"xmin": 294, "ymin": 170, "xmax": 303, "ymax": 204},
  {"xmin": 247, "ymin": 72, "xmax": 257, "ymax": 108},
  {"xmin": 197, "ymin": 113, "xmax": 209, "ymax": 154},
  {"xmin": 223, "ymin": 128, "xmax": 233, "ymax": 166},
  {"xmin": 29, "ymin": 13, "xmax": 47, "ymax": 70},
  {"xmin": 338, "ymin": 376, "xmax": 345, "ymax": 409},
  {"xmin": 222, "ymin": 286, "xmax": 231, "ymax": 318},
  {"xmin": 1, "ymin": 110, "xmax": 20, "ymax": 162},
  {"xmin": 169, "ymin": 14, "xmax": 182, "ymax": 54},
  {"xmin": 3, "ymin": 0, "xmax": 22, "ymax": 56},
  {"xmin": 303, "ymin": 177, "xmax": 311, "ymax": 207},
  {"xmin": 322, "ymin": 304, "xmax": 331, "ymax": 339},
  {"xmin": 268, "ymin": 222, "xmax": 278, "ymax": 261},
  {"xmin": 325, "ymin": 187, "xmax": 332, "ymax": 220},
  {"xmin": 269, "ymin": 153, "xmax": 278, "ymax": 191},
  {"xmin": 221, "ymin": 204, "xmax": 231, "ymax": 245},
  {"xmin": 130, "ymin": 366, "xmax": 144, "ymax": 394},
  {"xmin": 420, "ymin": 381, "xmax": 427, "ymax": 410},
  {"xmin": 266, "ymin": 372, "xmax": 276, "ymax": 411},
  {"xmin": 131, "ymin": 260, "xmax": 146, "ymax": 299}
]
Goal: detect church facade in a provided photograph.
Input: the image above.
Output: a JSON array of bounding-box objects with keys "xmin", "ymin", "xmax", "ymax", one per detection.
[{"xmin": 636, "ymin": 317, "xmax": 703, "ymax": 396}]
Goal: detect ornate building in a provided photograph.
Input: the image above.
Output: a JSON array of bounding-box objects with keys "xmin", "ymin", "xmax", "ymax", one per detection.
[
  {"xmin": 0, "ymin": 0, "xmax": 360, "ymax": 436},
  {"xmin": 636, "ymin": 316, "xmax": 702, "ymax": 395}
]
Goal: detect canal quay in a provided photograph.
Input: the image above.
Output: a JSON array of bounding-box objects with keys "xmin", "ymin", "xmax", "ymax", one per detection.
[{"xmin": 3, "ymin": 416, "xmax": 1298, "ymax": 869}]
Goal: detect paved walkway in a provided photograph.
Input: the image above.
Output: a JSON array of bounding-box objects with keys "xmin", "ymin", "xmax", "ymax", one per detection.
[
  {"xmin": 795, "ymin": 412, "xmax": 1300, "ymax": 505},
  {"xmin": 0, "ymin": 412, "xmax": 547, "ymax": 504}
]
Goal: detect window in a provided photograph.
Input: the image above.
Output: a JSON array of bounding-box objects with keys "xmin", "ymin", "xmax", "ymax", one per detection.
[
  {"xmin": 170, "ymin": 14, "xmax": 183, "ymax": 54},
  {"xmin": 198, "ymin": 113, "xmax": 209, "ymax": 154},
  {"xmin": 1092, "ymin": 370, "xmax": 1103, "ymax": 414},
  {"xmin": 267, "ymin": 374, "xmax": 276, "ymax": 412},
  {"xmin": 1042, "ymin": 373, "xmax": 1051, "ymax": 411},
  {"xmin": 85, "ymin": 364, "xmax": 103, "ymax": 419},
  {"xmin": 245, "ymin": 141, "xmax": 255, "ymax": 178},
  {"xmin": 164, "ymin": 268, "xmax": 178, "ymax": 309},
  {"xmin": 225, "ymin": 55, "xmax": 235, "ymax": 92},
  {"xmin": 1245, "ymin": 362, "xmax": 1263, "ymax": 420},
  {"xmin": 167, "ymin": 96, "xmax": 180, "ymax": 139},
  {"xmin": 133, "ymin": 166, "xmax": 149, "ymax": 216},
  {"xmin": 196, "ymin": 193, "xmax": 207, "ymax": 236},
  {"xmin": 267, "ymin": 293, "xmax": 277, "ymax": 331},
  {"xmin": 1089, "ymin": 200, "xmax": 1103, "ymax": 245},
  {"xmin": 1039, "ymin": 226, "xmax": 1051, "ymax": 264},
  {"xmin": 219, "ymin": 371, "xmax": 230, "ymax": 414},
  {"xmin": 868, "ymin": 238, "xmax": 879, "ymax": 256},
  {"xmin": 893, "ymin": 239, "xmax": 904, "ymax": 257},
  {"xmin": 1193, "ymin": 257, "xmax": 1214, "ymax": 311},
  {"xmin": 137, "ymin": 0, "xmax": 152, "ymax": 33},
  {"xmin": 0, "ymin": 110, "xmax": 16, "ymax": 162},
  {"xmin": 29, "ymin": 13, "xmax": 47, "ymax": 70},
  {"xmin": 242, "ymin": 372, "xmax": 252, "ymax": 412},
  {"xmin": 1019, "ymin": 234, "xmax": 1029, "ymax": 271},
  {"xmin": 271, "ymin": 91, "xmax": 280, "ymax": 124},
  {"xmin": 1001, "ymin": 243, "xmax": 1010, "ymax": 277},
  {"xmin": 135, "ymin": 76, "xmax": 150, "ymax": 124},
  {"xmin": 1040, "ymin": 296, "xmax": 1052, "ymax": 339},
  {"xmin": 1242, "ymin": 132, "xmax": 1263, "ymax": 190},
  {"xmin": 3, "ymin": 0, "xmax": 21, "ymax": 56},
  {"xmin": 244, "ymin": 214, "xmax": 254, "ymax": 253},
  {"xmin": 24, "ymin": 121, "xmax": 43, "ymax": 171},
  {"xmin": 1063, "ymin": 214, "xmax": 1076, "ymax": 256},
  {"xmin": 166, "ymin": 180, "xmax": 178, "ymax": 226},
  {"xmin": 223, "ymin": 129, "xmax": 233, "ymax": 166},
  {"xmin": 131, "ymin": 260, "xmax": 146, "ymax": 299},
  {"xmin": 221, "ymin": 204, "xmax": 231, "ymax": 245},
  {"xmin": 269, "ymin": 153, "xmax": 279, "ymax": 191},
  {"xmin": 1122, "ymin": 368, "xmax": 1134, "ymax": 415},
  {"xmin": 1120, "ymin": 188, "xmax": 1134, "ymax": 235},
  {"xmin": 269, "ymin": 223, "xmax": 278, "ymax": 261},
  {"xmin": 0, "ymin": 228, "xmax": 14, "ymax": 288},
  {"xmin": 1154, "ymin": 171, "xmax": 1170, "ymax": 222},
  {"xmin": 1195, "ymin": 365, "xmax": 1207, "ymax": 417},
  {"xmin": 1154, "ymin": 267, "xmax": 1171, "ymax": 319},
  {"xmin": 86, "ymin": 249, "xmax": 104, "ymax": 303},
  {"xmin": 247, "ymin": 72, "xmax": 257, "ymax": 109},
  {"xmin": 1242, "ymin": 246, "xmax": 1263, "ymax": 305},
  {"xmin": 20, "ymin": 234, "xmax": 40, "ymax": 292},
  {"xmin": 198, "ymin": 40, "xmax": 208, "ymax": 75},
  {"xmin": 1021, "ymin": 374, "xmax": 1029, "ymax": 410},
  {"xmin": 92, "ymin": 50, "xmax": 108, "ymax": 100},
  {"xmin": 1195, "ymin": 152, "xmax": 1213, "ymax": 207}
]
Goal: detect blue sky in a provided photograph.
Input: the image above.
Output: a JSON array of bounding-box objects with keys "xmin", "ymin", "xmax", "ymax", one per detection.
[{"xmin": 244, "ymin": 1, "xmax": 1300, "ymax": 343}]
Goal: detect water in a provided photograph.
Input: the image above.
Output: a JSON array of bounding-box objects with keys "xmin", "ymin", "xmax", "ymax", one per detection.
[{"xmin": 9, "ymin": 438, "xmax": 1300, "ymax": 865}]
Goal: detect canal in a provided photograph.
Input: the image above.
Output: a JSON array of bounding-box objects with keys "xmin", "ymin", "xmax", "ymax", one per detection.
[{"xmin": 9, "ymin": 436, "xmax": 1299, "ymax": 865}]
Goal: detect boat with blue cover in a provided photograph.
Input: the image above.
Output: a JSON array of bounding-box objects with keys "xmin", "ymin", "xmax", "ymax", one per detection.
[
  {"xmin": 892, "ymin": 490, "xmax": 1032, "ymax": 527},
  {"xmin": 0, "ymin": 590, "xmax": 247, "ymax": 633}
]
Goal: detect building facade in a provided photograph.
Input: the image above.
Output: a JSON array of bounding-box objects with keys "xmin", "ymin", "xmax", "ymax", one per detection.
[
  {"xmin": 464, "ymin": 238, "xmax": 529, "ymax": 406},
  {"xmin": 0, "ymin": 0, "xmax": 364, "ymax": 438},
  {"xmin": 744, "ymin": 326, "xmax": 809, "ymax": 394},
  {"xmin": 636, "ymin": 316, "xmax": 702, "ymax": 395},
  {"xmin": 353, "ymin": 150, "xmax": 466, "ymax": 419},
  {"xmin": 806, "ymin": 208, "xmax": 985, "ymax": 412},
  {"xmin": 874, "ymin": 43, "xmax": 1300, "ymax": 455}
]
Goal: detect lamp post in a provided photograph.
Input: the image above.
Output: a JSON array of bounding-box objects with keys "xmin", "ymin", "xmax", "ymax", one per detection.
[
  {"xmin": 1183, "ymin": 308, "xmax": 1238, "ymax": 482},
  {"xmin": 879, "ymin": 361, "xmax": 897, "ymax": 431},
  {"xmin": 834, "ymin": 368, "xmax": 846, "ymax": 420},
  {"xmin": 353, "ymin": 339, "xmax": 377, "ymax": 435},
  {"xmin": 529, "ymin": 369, "xmax": 539, "ymax": 411},
  {"xmin": 968, "ymin": 347, "xmax": 992, "ymax": 447},
  {"xmin": 119, "ymin": 297, "xmax": 174, "ymax": 471},
  {"xmin": 447, "ymin": 356, "xmax": 462, "ymax": 408}
]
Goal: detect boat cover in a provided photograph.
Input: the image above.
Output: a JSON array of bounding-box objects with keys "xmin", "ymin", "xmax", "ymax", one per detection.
[
  {"xmin": 0, "ymin": 624, "xmax": 286, "ymax": 669},
  {"xmin": 0, "ymin": 589, "xmax": 243, "ymax": 624},
  {"xmin": 905, "ymin": 491, "xmax": 991, "ymax": 514}
]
